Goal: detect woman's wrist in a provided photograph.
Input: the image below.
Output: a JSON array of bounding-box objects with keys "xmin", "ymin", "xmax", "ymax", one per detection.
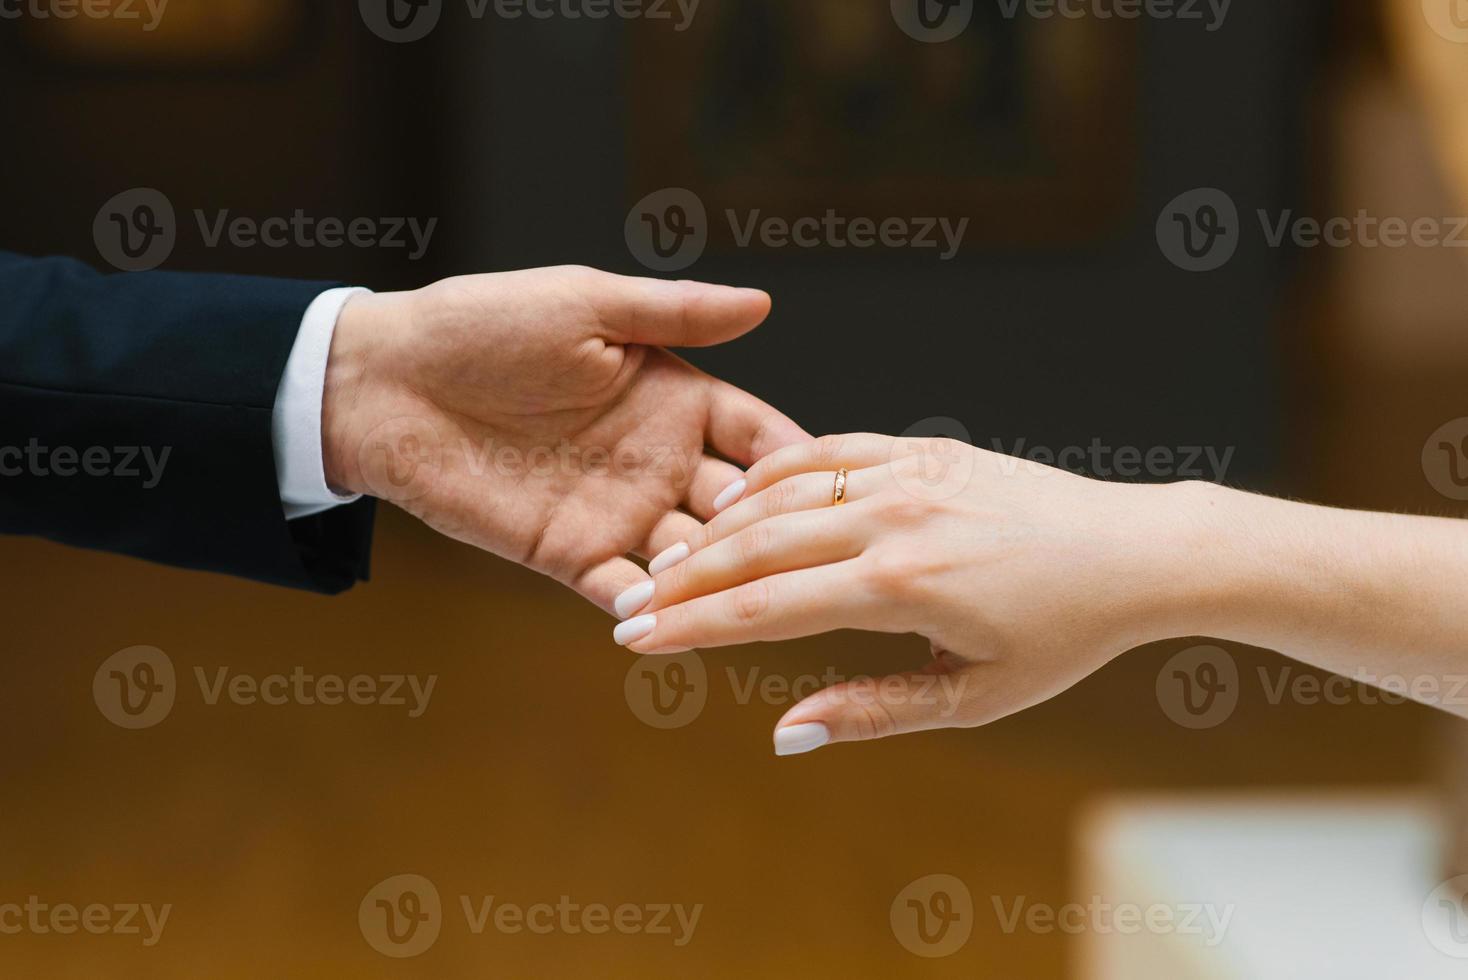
[
  {"xmin": 1134, "ymin": 481, "xmax": 1395, "ymax": 658},
  {"xmin": 1126, "ymin": 480, "xmax": 1306, "ymax": 649}
]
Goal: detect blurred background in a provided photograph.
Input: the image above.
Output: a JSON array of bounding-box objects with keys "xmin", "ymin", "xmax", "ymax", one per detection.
[{"xmin": 2, "ymin": 0, "xmax": 1468, "ymax": 975}]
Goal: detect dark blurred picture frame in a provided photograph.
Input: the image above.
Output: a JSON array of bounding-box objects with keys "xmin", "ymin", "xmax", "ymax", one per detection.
[{"xmin": 627, "ymin": 0, "xmax": 1139, "ymax": 251}]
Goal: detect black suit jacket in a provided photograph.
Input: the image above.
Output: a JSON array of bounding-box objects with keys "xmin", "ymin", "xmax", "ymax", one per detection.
[{"xmin": 0, "ymin": 251, "xmax": 375, "ymax": 593}]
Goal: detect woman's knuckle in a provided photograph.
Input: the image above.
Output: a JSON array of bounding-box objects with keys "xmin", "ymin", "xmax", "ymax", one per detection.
[
  {"xmin": 764, "ymin": 478, "xmax": 797, "ymax": 517},
  {"xmin": 735, "ymin": 523, "xmax": 771, "ymax": 566},
  {"xmin": 847, "ymin": 686, "xmax": 899, "ymax": 740},
  {"xmin": 814, "ymin": 435, "xmax": 846, "ymax": 469},
  {"xmin": 730, "ymin": 580, "xmax": 771, "ymax": 623},
  {"xmin": 864, "ymin": 549, "xmax": 919, "ymax": 599},
  {"xmin": 880, "ymin": 493, "xmax": 931, "ymax": 526},
  {"xmin": 660, "ymin": 554, "xmax": 692, "ymax": 596}
]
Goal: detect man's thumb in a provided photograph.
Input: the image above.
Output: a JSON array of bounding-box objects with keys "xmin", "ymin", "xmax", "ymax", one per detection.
[{"xmin": 588, "ymin": 271, "xmax": 772, "ymax": 348}]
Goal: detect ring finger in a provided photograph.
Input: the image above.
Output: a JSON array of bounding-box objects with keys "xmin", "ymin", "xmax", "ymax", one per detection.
[{"xmin": 691, "ymin": 465, "xmax": 894, "ymax": 557}]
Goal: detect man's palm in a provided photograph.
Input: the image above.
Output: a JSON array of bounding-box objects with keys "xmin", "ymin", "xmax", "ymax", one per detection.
[{"xmin": 328, "ymin": 266, "xmax": 809, "ymax": 611}]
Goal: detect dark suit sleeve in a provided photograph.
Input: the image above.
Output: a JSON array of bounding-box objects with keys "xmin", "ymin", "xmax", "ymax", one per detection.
[{"xmin": 0, "ymin": 251, "xmax": 375, "ymax": 594}]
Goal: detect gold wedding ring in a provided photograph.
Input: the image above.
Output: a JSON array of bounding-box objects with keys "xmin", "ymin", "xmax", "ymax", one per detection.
[{"xmin": 833, "ymin": 468, "xmax": 848, "ymax": 506}]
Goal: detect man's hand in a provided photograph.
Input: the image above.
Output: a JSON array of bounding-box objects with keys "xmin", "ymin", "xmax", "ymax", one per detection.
[{"xmin": 319, "ymin": 266, "xmax": 809, "ymax": 612}]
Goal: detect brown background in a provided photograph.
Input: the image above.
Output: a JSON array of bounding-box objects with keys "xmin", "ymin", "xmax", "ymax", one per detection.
[{"xmin": 2, "ymin": 0, "xmax": 1468, "ymax": 976}]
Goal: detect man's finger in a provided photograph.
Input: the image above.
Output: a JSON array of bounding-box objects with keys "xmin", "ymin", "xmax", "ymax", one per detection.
[
  {"xmin": 575, "ymin": 556, "xmax": 651, "ymax": 617},
  {"xmin": 586, "ymin": 271, "xmax": 772, "ymax": 348},
  {"xmin": 637, "ymin": 510, "xmax": 703, "ymax": 568},
  {"xmin": 685, "ymin": 454, "xmax": 748, "ymax": 521},
  {"xmin": 771, "ymin": 668, "xmax": 978, "ymax": 756},
  {"xmin": 704, "ymin": 378, "xmax": 812, "ymax": 469}
]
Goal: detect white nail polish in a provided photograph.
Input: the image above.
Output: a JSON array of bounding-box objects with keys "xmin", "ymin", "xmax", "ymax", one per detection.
[
  {"xmin": 649, "ymin": 541, "xmax": 690, "ymax": 576},
  {"xmin": 613, "ymin": 614, "xmax": 656, "ymax": 646},
  {"xmin": 774, "ymin": 723, "xmax": 829, "ymax": 757},
  {"xmin": 713, "ymin": 478, "xmax": 747, "ymax": 513},
  {"xmin": 614, "ymin": 581, "xmax": 655, "ymax": 619}
]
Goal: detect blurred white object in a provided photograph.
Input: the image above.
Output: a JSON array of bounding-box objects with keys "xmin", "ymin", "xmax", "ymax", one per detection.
[{"xmin": 1076, "ymin": 794, "xmax": 1463, "ymax": 980}]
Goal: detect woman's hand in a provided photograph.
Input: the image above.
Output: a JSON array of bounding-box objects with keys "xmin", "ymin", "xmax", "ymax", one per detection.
[{"xmin": 610, "ymin": 433, "xmax": 1217, "ymax": 753}]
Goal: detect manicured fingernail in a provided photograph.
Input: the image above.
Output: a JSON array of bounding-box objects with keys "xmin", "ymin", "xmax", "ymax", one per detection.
[
  {"xmin": 649, "ymin": 541, "xmax": 690, "ymax": 576},
  {"xmin": 614, "ymin": 581, "xmax": 655, "ymax": 619},
  {"xmin": 614, "ymin": 614, "xmax": 656, "ymax": 646},
  {"xmin": 712, "ymin": 478, "xmax": 746, "ymax": 513},
  {"xmin": 774, "ymin": 723, "xmax": 829, "ymax": 757}
]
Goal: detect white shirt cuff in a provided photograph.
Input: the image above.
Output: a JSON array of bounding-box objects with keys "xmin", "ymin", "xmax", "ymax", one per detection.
[{"xmin": 273, "ymin": 286, "xmax": 370, "ymax": 521}]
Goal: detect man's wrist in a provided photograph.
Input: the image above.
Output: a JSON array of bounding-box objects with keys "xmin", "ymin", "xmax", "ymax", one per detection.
[{"xmin": 321, "ymin": 291, "xmax": 386, "ymax": 497}]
